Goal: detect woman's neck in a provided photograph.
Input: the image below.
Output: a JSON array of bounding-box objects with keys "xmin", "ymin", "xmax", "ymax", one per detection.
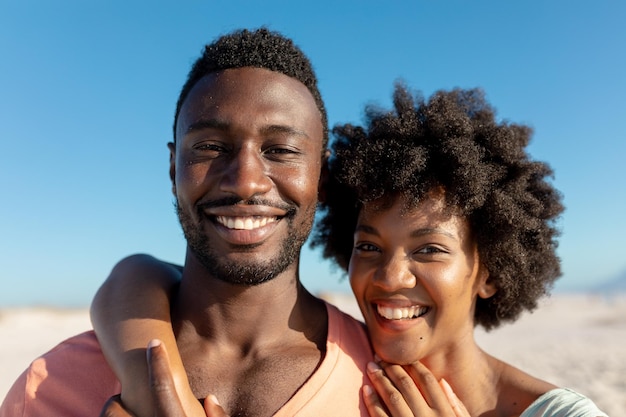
[{"xmin": 420, "ymin": 338, "xmax": 502, "ymax": 416}]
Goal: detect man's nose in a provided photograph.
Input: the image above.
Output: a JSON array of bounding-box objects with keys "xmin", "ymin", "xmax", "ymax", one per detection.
[
  {"xmin": 219, "ymin": 147, "xmax": 272, "ymax": 199},
  {"xmin": 373, "ymin": 253, "xmax": 416, "ymax": 292}
]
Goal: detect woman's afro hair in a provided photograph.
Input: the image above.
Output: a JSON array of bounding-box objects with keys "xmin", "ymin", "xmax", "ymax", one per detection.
[
  {"xmin": 173, "ymin": 27, "xmax": 328, "ymax": 147},
  {"xmin": 312, "ymin": 83, "xmax": 564, "ymax": 330}
]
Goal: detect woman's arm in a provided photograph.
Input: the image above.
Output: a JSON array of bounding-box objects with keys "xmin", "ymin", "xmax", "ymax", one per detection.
[{"xmin": 90, "ymin": 254, "xmax": 203, "ymax": 417}]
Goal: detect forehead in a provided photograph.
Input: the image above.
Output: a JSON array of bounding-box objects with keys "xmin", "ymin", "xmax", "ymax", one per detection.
[
  {"xmin": 359, "ymin": 192, "xmax": 445, "ymax": 218},
  {"xmin": 358, "ymin": 193, "xmax": 469, "ymax": 237},
  {"xmin": 175, "ymin": 67, "xmax": 323, "ymax": 143}
]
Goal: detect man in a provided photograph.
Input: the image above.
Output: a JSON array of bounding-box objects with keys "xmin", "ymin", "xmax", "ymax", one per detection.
[{"xmin": 0, "ymin": 28, "xmax": 372, "ymax": 417}]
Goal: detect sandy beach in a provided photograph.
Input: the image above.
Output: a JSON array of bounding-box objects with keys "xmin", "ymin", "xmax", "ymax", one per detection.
[{"xmin": 1, "ymin": 293, "xmax": 624, "ymax": 416}]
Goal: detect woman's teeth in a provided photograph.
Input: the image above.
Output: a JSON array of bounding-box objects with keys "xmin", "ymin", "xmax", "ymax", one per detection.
[{"xmin": 377, "ymin": 304, "xmax": 429, "ymax": 320}]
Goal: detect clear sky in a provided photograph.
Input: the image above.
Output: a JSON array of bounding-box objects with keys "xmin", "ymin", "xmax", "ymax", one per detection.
[{"xmin": 1, "ymin": 1, "xmax": 625, "ymax": 307}]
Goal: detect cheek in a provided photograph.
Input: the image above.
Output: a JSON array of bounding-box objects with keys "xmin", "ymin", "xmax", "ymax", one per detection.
[
  {"xmin": 431, "ymin": 264, "xmax": 476, "ymax": 303},
  {"xmin": 174, "ymin": 163, "xmax": 213, "ymax": 203},
  {"xmin": 419, "ymin": 265, "xmax": 462, "ymax": 298},
  {"xmin": 177, "ymin": 165, "xmax": 206, "ymax": 190},
  {"xmin": 276, "ymin": 166, "xmax": 320, "ymax": 201},
  {"xmin": 348, "ymin": 260, "xmax": 370, "ymax": 296}
]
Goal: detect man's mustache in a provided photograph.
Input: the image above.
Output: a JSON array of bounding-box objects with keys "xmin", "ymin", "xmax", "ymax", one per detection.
[{"xmin": 198, "ymin": 197, "xmax": 295, "ymax": 213}]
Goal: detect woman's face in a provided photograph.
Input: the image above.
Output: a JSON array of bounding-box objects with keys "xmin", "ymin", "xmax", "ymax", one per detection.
[{"xmin": 349, "ymin": 193, "xmax": 494, "ymax": 364}]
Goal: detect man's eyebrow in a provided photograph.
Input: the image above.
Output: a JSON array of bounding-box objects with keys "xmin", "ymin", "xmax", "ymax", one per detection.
[
  {"xmin": 260, "ymin": 124, "xmax": 310, "ymax": 139},
  {"xmin": 184, "ymin": 120, "xmax": 309, "ymax": 139},
  {"xmin": 185, "ymin": 119, "xmax": 229, "ymax": 134}
]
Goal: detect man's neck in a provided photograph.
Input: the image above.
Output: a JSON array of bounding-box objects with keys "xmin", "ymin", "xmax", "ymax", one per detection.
[
  {"xmin": 172, "ymin": 253, "xmax": 323, "ymax": 346},
  {"xmin": 170, "ymin": 251, "xmax": 328, "ymax": 416}
]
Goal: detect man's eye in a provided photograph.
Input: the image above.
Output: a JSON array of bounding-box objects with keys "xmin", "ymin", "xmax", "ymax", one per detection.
[
  {"xmin": 196, "ymin": 143, "xmax": 225, "ymax": 152},
  {"xmin": 191, "ymin": 143, "xmax": 229, "ymax": 158},
  {"xmin": 265, "ymin": 147, "xmax": 298, "ymax": 155}
]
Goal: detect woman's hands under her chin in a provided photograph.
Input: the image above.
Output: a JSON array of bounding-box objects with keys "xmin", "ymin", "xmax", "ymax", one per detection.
[
  {"xmin": 99, "ymin": 340, "xmax": 229, "ymax": 417},
  {"xmin": 364, "ymin": 360, "xmax": 470, "ymax": 417}
]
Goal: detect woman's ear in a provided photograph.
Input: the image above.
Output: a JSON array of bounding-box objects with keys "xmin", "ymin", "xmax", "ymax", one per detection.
[{"xmin": 477, "ymin": 266, "xmax": 497, "ymax": 299}]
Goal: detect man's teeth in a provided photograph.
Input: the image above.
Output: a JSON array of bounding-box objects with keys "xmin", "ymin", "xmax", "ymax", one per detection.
[
  {"xmin": 377, "ymin": 304, "xmax": 429, "ymax": 320},
  {"xmin": 216, "ymin": 216, "xmax": 277, "ymax": 230}
]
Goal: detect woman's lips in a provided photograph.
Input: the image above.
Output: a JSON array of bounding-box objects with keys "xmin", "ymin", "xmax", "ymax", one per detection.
[{"xmin": 376, "ymin": 304, "xmax": 431, "ymax": 320}]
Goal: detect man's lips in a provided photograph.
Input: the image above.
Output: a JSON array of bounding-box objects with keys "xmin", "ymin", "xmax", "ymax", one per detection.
[
  {"xmin": 199, "ymin": 201, "xmax": 292, "ymax": 245},
  {"xmin": 215, "ymin": 215, "xmax": 278, "ymax": 230}
]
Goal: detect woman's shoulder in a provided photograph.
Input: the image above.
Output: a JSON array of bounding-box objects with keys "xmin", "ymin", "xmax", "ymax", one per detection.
[
  {"xmin": 493, "ymin": 358, "xmax": 558, "ymax": 416},
  {"xmin": 519, "ymin": 388, "xmax": 608, "ymax": 417}
]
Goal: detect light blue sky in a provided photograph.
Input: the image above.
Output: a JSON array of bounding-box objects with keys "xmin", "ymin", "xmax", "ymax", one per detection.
[{"xmin": 1, "ymin": 1, "xmax": 624, "ymax": 307}]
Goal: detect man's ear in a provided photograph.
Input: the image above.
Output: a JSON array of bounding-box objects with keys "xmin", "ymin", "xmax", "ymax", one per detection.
[
  {"xmin": 317, "ymin": 149, "xmax": 331, "ymax": 203},
  {"xmin": 167, "ymin": 142, "xmax": 176, "ymax": 196},
  {"xmin": 477, "ymin": 266, "xmax": 497, "ymax": 299}
]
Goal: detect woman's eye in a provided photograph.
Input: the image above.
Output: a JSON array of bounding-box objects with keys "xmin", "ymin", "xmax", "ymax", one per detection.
[
  {"xmin": 416, "ymin": 246, "xmax": 445, "ymax": 255},
  {"xmin": 354, "ymin": 243, "xmax": 380, "ymax": 253}
]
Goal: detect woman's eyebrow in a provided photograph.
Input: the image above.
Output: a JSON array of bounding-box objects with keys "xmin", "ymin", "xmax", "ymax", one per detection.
[
  {"xmin": 410, "ymin": 228, "xmax": 457, "ymax": 240},
  {"xmin": 354, "ymin": 224, "xmax": 379, "ymax": 237}
]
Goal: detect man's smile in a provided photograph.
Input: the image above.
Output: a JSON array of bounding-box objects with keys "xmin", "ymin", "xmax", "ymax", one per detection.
[{"xmin": 216, "ymin": 215, "xmax": 279, "ymax": 230}]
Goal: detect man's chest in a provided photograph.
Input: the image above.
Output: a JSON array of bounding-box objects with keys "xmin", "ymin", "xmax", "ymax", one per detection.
[{"xmin": 183, "ymin": 348, "xmax": 323, "ymax": 417}]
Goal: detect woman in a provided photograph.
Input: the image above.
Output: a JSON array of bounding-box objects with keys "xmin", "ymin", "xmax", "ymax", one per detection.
[{"xmin": 92, "ymin": 84, "xmax": 607, "ymax": 416}]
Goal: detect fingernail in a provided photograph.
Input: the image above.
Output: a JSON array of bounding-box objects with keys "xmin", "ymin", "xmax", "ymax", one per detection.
[
  {"xmin": 440, "ymin": 378, "xmax": 451, "ymax": 393},
  {"xmin": 367, "ymin": 361, "xmax": 381, "ymax": 373},
  {"xmin": 147, "ymin": 339, "xmax": 162, "ymax": 349},
  {"xmin": 363, "ymin": 385, "xmax": 373, "ymax": 396},
  {"xmin": 440, "ymin": 378, "xmax": 458, "ymax": 405},
  {"xmin": 208, "ymin": 394, "xmax": 220, "ymax": 405}
]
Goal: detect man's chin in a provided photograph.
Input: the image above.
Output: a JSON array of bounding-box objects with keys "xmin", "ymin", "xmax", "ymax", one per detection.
[{"xmin": 196, "ymin": 253, "xmax": 292, "ymax": 286}]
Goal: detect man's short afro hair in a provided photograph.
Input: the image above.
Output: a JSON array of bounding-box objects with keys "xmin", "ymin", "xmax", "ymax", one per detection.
[
  {"xmin": 173, "ymin": 28, "xmax": 328, "ymax": 148},
  {"xmin": 312, "ymin": 83, "xmax": 564, "ymax": 330}
]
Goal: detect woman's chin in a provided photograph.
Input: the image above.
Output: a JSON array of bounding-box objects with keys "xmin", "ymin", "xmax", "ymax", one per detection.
[{"xmin": 374, "ymin": 344, "xmax": 423, "ymax": 365}]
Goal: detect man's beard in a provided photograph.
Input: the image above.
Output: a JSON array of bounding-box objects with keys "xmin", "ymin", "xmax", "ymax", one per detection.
[{"xmin": 175, "ymin": 199, "xmax": 314, "ymax": 286}]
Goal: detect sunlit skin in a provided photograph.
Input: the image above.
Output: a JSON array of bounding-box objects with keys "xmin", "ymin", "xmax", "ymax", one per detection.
[
  {"xmin": 171, "ymin": 67, "xmax": 324, "ymax": 285},
  {"xmin": 351, "ymin": 192, "xmax": 557, "ymax": 415},
  {"xmin": 349, "ymin": 192, "xmax": 494, "ymax": 371},
  {"xmin": 167, "ymin": 67, "xmax": 329, "ymax": 414}
]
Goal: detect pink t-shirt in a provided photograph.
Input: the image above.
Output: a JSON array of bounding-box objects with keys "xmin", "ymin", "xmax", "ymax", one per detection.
[{"xmin": 1, "ymin": 302, "xmax": 373, "ymax": 417}]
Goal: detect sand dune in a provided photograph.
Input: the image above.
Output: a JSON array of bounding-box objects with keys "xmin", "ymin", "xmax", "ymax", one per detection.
[{"xmin": 1, "ymin": 293, "xmax": 623, "ymax": 416}]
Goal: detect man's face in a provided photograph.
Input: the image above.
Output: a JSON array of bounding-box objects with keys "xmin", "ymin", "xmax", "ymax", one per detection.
[{"xmin": 171, "ymin": 67, "xmax": 324, "ymax": 285}]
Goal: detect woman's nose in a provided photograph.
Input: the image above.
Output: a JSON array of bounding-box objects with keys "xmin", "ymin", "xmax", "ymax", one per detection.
[{"xmin": 372, "ymin": 254, "xmax": 416, "ymax": 292}]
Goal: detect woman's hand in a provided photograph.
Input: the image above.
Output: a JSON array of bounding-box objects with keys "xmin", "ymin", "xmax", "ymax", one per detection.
[{"xmin": 364, "ymin": 360, "xmax": 469, "ymax": 417}]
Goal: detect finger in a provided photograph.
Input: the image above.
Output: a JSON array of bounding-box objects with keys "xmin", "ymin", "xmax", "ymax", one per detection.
[
  {"xmin": 99, "ymin": 394, "xmax": 136, "ymax": 417},
  {"xmin": 440, "ymin": 378, "xmax": 471, "ymax": 417},
  {"xmin": 147, "ymin": 339, "xmax": 186, "ymax": 417},
  {"xmin": 366, "ymin": 361, "xmax": 415, "ymax": 416},
  {"xmin": 203, "ymin": 395, "xmax": 230, "ymax": 417},
  {"xmin": 362, "ymin": 385, "xmax": 391, "ymax": 417},
  {"xmin": 403, "ymin": 361, "xmax": 450, "ymax": 411},
  {"xmin": 377, "ymin": 361, "xmax": 430, "ymax": 414}
]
